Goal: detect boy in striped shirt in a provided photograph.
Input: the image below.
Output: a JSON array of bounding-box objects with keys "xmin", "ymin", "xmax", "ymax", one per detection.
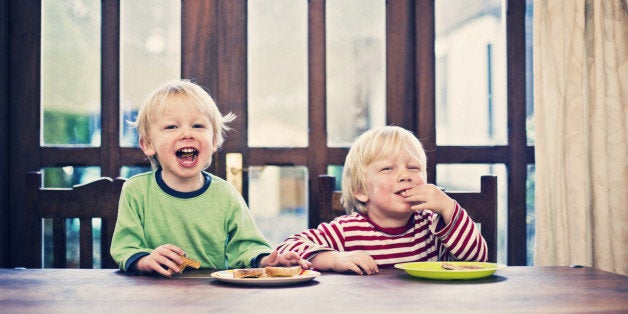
[{"xmin": 276, "ymin": 126, "xmax": 488, "ymax": 275}]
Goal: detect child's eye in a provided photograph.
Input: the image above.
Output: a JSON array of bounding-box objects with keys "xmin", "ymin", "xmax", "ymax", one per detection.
[
  {"xmin": 380, "ymin": 167, "xmax": 393, "ymax": 172},
  {"xmin": 193, "ymin": 124, "xmax": 205, "ymax": 129},
  {"xmin": 164, "ymin": 125, "xmax": 177, "ymax": 130}
]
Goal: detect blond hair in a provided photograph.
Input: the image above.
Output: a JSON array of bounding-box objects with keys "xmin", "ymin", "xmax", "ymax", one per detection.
[
  {"xmin": 129, "ymin": 79, "xmax": 236, "ymax": 169},
  {"xmin": 341, "ymin": 126, "xmax": 427, "ymax": 214}
]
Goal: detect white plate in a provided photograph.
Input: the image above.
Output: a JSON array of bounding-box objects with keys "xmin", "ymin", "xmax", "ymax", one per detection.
[{"xmin": 210, "ymin": 269, "xmax": 320, "ymax": 286}]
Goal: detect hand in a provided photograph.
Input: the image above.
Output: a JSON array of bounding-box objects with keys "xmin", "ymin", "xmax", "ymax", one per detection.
[
  {"xmin": 259, "ymin": 250, "xmax": 312, "ymax": 269},
  {"xmin": 312, "ymin": 251, "xmax": 379, "ymax": 275},
  {"xmin": 401, "ymin": 184, "xmax": 455, "ymax": 223},
  {"xmin": 136, "ymin": 244, "xmax": 186, "ymax": 277}
]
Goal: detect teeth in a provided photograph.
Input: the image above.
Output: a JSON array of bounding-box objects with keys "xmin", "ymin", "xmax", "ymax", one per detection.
[{"xmin": 176, "ymin": 148, "xmax": 198, "ymax": 158}]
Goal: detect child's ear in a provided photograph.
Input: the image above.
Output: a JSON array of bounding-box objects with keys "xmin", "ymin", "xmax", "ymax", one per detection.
[
  {"xmin": 139, "ymin": 137, "xmax": 156, "ymax": 157},
  {"xmin": 354, "ymin": 190, "xmax": 368, "ymax": 203}
]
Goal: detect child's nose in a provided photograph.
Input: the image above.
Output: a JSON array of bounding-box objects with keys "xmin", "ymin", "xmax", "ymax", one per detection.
[
  {"xmin": 179, "ymin": 127, "xmax": 194, "ymax": 139},
  {"xmin": 398, "ymin": 169, "xmax": 412, "ymax": 181}
]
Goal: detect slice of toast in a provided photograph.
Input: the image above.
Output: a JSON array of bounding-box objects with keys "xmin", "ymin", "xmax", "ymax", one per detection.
[
  {"xmin": 232, "ymin": 268, "xmax": 265, "ymax": 278},
  {"xmin": 263, "ymin": 266, "xmax": 302, "ymax": 277},
  {"xmin": 181, "ymin": 255, "xmax": 201, "ymax": 270},
  {"xmin": 230, "ymin": 266, "xmax": 303, "ymax": 279},
  {"xmin": 173, "ymin": 255, "xmax": 201, "ymax": 275}
]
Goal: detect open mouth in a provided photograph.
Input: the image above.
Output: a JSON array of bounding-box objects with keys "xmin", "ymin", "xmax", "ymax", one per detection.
[{"xmin": 176, "ymin": 148, "xmax": 199, "ymax": 165}]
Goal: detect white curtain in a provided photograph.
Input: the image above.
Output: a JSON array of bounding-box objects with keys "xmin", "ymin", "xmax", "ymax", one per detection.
[{"xmin": 534, "ymin": 0, "xmax": 627, "ymax": 275}]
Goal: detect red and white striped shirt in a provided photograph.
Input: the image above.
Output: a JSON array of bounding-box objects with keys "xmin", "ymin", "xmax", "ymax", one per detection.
[{"xmin": 276, "ymin": 202, "xmax": 488, "ymax": 267}]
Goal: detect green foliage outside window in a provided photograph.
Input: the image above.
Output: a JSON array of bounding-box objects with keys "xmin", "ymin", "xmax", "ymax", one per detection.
[{"xmin": 43, "ymin": 110, "xmax": 95, "ymax": 145}]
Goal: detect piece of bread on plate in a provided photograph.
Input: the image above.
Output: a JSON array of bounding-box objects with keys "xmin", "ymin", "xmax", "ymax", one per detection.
[
  {"xmin": 233, "ymin": 268, "xmax": 265, "ymax": 278},
  {"xmin": 263, "ymin": 266, "xmax": 302, "ymax": 277}
]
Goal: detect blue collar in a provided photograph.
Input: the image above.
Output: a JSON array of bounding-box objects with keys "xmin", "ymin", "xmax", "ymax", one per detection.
[{"xmin": 155, "ymin": 168, "xmax": 212, "ymax": 199}]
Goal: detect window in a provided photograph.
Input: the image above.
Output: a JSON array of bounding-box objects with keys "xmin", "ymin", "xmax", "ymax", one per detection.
[{"xmin": 6, "ymin": 1, "xmax": 533, "ymax": 268}]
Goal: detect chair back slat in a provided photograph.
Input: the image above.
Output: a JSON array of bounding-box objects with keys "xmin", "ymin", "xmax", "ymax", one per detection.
[
  {"xmin": 79, "ymin": 218, "xmax": 94, "ymax": 268},
  {"xmin": 316, "ymin": 174, "xmax": 498, "ymax": 262},
  {"xmin": 52, "ymin": 218, "xmax": 66, "ymax": 268},
  {"xmin": 25, "ymin": 172, "xmax": 125, "ymax": 268}
]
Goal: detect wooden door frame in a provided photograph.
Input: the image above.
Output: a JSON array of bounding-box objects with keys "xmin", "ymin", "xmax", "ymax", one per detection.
[{"xmin": 0, "ymin": 0, "xmax": 8, "ymax": 267}]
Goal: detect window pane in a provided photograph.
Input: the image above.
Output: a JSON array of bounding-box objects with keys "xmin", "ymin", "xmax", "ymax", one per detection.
[
  {"xmin": 120, "ymin": 166, "xmax": 152, "ymax": 179},
  {"xmin": 327, "ymin": 165, "xmax": 344, "ymax": 191},
  {"xmin": 42, "ymin": 0, "xmax": 101, "ymax": 146},
  {"xmin": 525, "ymin": 0, "xmax": 535, "ymax": 145},
  {"xmin": 248, "ymin": 0, "xmax": 308, "ymax": 147},
  {"xmin": 120, "ymin": 0, "xmax": 181, "ymax": 147},
  {"xmin": 526, "ymin": 164, "xmax": 535, "ymax": 265},
  {"xmin": 41, "ymin": 166, "xmax": 101, "ymax": 188},
  {"xmin": 326, "ymin": 0, "xmax": 386, "ymax": 147},
  {"xmin": 435, "ymin": 0, "xmax": 507, "ymax": 145},
  {"xmin": 436, "ymin": 164, "xmax": 508, "ymax": 264},
  {"xmin": 248, "ymin": 166, "xmax": 308, "ymax": 248}
]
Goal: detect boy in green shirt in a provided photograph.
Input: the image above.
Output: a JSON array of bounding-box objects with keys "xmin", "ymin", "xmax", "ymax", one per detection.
[{"xmin": 110, "ymin": 79, "xmax": 310, "ymax": 276}]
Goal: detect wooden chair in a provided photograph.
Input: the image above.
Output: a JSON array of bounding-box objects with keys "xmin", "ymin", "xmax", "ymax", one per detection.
[
  {"xmin": 317, "ymin": 174, "xmax": 498, "ymax": 262},
  {"xmin": 25, "ymin": 172, "xmax": 126, "ymax": 268}
]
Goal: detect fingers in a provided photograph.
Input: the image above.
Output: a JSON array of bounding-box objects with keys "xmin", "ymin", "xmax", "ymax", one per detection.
[
  {"xmin": 298, "ymin": 259, "xmax": 313, "ymax": 269},
  {"xmin": 156, "ymin": 244, "xmax": 186, "ymax": 265},
  {"xmin": 266, "ymin": 250, "xmax": 279, "ymax": 263},
  {"xmin": 352, "ymin": 258, "xmax": 379, "ymax": 275},
  {"xmin": 260, "ymin": 251, "xmax": 312, "ymax": 269},
  {"xmin": 258, "ymin": 250, "xmax": 278, "ymax": 267},
  {"xmin": 160, "ymin": 244, "xmax": 185, "ymax": 257},
  {"xmin": 334, "ymin": 252, "xmax": 379, "ymax": 275},
  {"xmin": 282, "ymin": 251, "xmax": 312, "ymax": 269},
  {"xmin": 139, "ymin": 244, "xmax": 187, "ymax": 276},
  {"xmin": 138, "ymin": 255, "xmax": 177, "ymax": 277},
  {"xmin": 402, "ymin": 184, "xmax": 452, "ymax": 213}
]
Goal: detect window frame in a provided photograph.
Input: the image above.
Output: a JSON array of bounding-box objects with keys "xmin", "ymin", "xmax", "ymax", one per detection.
[{"xmin": 2, "ymin": 0, "xmax": 531, "ymax": 267}]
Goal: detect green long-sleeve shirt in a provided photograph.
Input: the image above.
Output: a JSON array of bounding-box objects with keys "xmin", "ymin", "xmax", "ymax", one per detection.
[{"xmin": 110, "ymin": 169, "xmax": 271, "ymax": 272}]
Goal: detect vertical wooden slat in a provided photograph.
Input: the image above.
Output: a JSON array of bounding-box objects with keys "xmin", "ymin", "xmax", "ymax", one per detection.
[
  {"xmin": 79, "ymin": 218, "xmax": 93, "ymax": 268},
  {"xmin": 52, "ymin": 218, "xmax": 66, "ymax": 268},
  {"xmin": 316, "ymin": 175, "xmax": 335, "ymax": 226},
  {"xmin": 0, "ymin": 0, "xmax": 8, "ymax": 268},
  {"xmin": 307, "ymin": 0, "xmax": 327, "ymax": 228},
  {"xmin": 182, "ymin": 0, "xmax": 221, "ymax": 175},
  {"xmin": 482, "ymin": 175, "xmax": 499, "ymax": 263},
  {"xmin": 415, "ymin": 0, "xmax": 436, "ymax": 184},
  {"xmin": 217, "ymin": 0, "xmax": 247, "ymax": 195},
  {"xmin": 506, "ymin": 0, "xmax": 528, "ymax": 265},
  {"xmin": 182, "ymin": 0, "xmax": 219, "ymax": 90},
  {"xmin": 9, "ymin": 0, "xmax": 41, "ymax": 268},
  {"xmin": 386, "ymin": 0, "xmax": 416, "ymax": 130},
  {"xmin": 101, "ymin": 217, "xmax": 116, "ymax": 268},
  {"xmin": 24, "ymin": 172, "xmax": 42, "ymax": 268},
  {"xmin": 101, "ymin": 0, "xmax": 121, "ymax": 178}
]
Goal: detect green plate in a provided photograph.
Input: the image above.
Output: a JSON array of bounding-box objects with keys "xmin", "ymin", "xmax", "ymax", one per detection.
[{"xmin": 394, "ymin": 261, "xmax": 506, "ymax": 280}]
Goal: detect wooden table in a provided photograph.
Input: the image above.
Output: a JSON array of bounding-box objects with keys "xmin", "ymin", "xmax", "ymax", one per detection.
[{"xmin": 0, "ymin": 266, "xmax": 626, "ymax": 313}]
